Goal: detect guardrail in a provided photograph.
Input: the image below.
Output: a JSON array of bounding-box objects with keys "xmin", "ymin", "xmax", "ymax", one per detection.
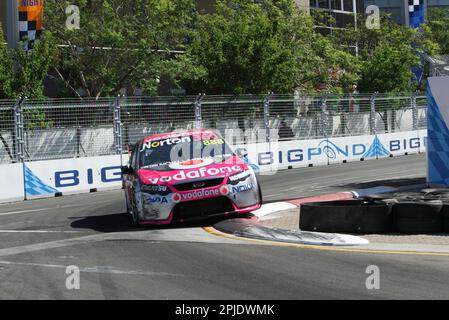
[{"xmin": 0, "ymin": 93, "xmax": 428, "ymax": 164}]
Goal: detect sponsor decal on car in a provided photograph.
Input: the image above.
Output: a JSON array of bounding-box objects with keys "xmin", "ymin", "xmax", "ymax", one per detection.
[
  {"xmin": 181, "ymin": 188, "xmax": 220, "ymax": 201},
  {"xmin": 144, "ymin": 130, "xmax": 214, "ymax": 142},
  {"xmin": 141, "ymin": 136, "xmax": 192, "ymax": 151},
  {"xmin": 231, "ymin": 183, "xmax": 255, "ymax": 194},
  {"xmin": 228, "ymin": 170, "xmax": 251, "ymax": 185},
  {"xmin": 147, "ymin": 165, "xmax": 243, "ymax": 184},
  {"xmin": 141, "ymin": 185, "xmax": 168, "ymax": 193},
  {"xmin": 168, "ymin": 158, "xmax": 214, "ymax": 170},
  {"xmin": 143, "ymin": 194, "xmax": 169, "ymax": 205},
  {"xmin": 203, "ymin": 139, "xmax": 224, "ymax": 146}
]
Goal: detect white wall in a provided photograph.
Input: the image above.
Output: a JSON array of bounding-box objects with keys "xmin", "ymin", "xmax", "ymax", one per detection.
[{"xmin": 0, "ymin": 163, "xmax": 25, "ymax": 203}]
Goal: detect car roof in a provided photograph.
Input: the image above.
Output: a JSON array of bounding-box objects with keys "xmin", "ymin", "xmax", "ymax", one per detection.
[{"xmin": 142, "ymin": 129, "xmax": 219, "ymax": 142}]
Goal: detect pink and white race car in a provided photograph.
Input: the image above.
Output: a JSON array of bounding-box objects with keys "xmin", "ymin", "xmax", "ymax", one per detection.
[{"xmin": 122, "ymin": 129, "xmax": 262, "ymax": 225}]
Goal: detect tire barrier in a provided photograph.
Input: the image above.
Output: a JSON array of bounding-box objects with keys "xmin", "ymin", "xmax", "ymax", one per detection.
[
  {"xmin": 393, "ymin": 200, "xmax": 443, "ymax": 234},
  {"xmin": 300, "ymin": 195, "xmax": 449, "ymax": 235},
  {"xmin": 443, "ymin": 205, "xmax": 449, "ymax": 233},
  {"xmin": 300, "ymin": 200, "xmax": 393, "ymax": 234}
]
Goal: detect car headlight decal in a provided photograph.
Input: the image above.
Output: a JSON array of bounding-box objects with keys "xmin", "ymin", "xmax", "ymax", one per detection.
[{"xmin": 227, "ymin": 170, "xmax": 251, "ymax": 185}]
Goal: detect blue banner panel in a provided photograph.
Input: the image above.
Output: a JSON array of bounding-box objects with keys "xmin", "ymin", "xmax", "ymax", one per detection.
[{"xmin": 427, "ymin": 76, "xmax": 449, "ymax": 187}]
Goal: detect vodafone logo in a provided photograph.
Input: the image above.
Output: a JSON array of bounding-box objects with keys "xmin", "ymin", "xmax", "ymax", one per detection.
[
  {"xmin": 181, "ymin": 159, "xmax": 203, "ymax": 166},
  {"xmin": 172, "ymin": 193, "xmax": 182, "ymax": 204},
  {"xmin": 220, "ymin": 185, "xmax": 230, "ymax": 196},
  {"xmin": 169, "ymin": 158, "xmax": 214, "ymax": 170},
  {"xmin": 181, "ymin": 189, "xmax": 220, "ymax": 200},
  {"xmin": 147, "ymin": 165, "xmax": 243, "ymax": 184}
]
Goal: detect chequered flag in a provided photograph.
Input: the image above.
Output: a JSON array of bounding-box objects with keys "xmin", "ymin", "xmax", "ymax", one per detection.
[
  {"xmin": 18, "ymin": 0, "xmax": 44, "ymax": 51},
  {"xmin": 408, "ymin": 0, "xmax": 425, "ymax": 28}
]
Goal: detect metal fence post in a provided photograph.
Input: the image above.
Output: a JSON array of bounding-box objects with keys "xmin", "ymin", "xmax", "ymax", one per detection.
[
  {"xmin": 194, "ymin": 93, "xmax": 205, "ymax": 130},
  {"xmin": 13, "ymin": 98, "xmax": 26, "ymax": 163},
  {"xmin": 411, "ymin": 93, "xmax": 418, "ymax": 131},
  {"xmin": 370, "ymin": 94, "xmax": 377, "ymax": 135},
  {"xmin": 263, "ymin": 92, "xmax": 273, "ymax": 143},
  {"xmin": 113, "ymin": 96, "xmax": 123, "ymax": 155}
]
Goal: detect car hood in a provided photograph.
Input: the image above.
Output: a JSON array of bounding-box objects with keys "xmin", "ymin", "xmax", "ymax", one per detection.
[{"xmin": 137, "ymin": 155, "xmax": 248, "ymax": 185}]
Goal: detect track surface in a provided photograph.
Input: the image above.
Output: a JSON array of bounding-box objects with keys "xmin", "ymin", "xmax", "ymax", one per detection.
[{"xmin": 1, "ymin": 154, "xmax": 449, "ymax": 299}]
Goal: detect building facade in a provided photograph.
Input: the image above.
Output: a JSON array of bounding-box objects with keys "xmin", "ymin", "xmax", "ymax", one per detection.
[{"xmin": 310, "ymin": 0, "xmax": 449, "ymax": 26}]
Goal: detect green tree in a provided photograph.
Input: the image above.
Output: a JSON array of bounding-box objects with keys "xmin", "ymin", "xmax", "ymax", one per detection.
[
  {"xmin": 44, "ymin": 0, "xmax": 204, "ymax": 98},
  {"xmin": 0, "ymin": 25, "xmax": 13, "ymax": 99},
  {"xmin": 183, "ymin": 0, "xmax": 359, "ymax": 95},
  {"xmin": 427, "ymin": 8, "xmax": 449, "ymax": 54},
  {"xmin": 12, "ymin": 32, "xmax": 59, "ymax": 99},
  {"xmin": 332, "ymin": 15, "xmax": 438, "ymax": 94},
  {"xmin": 0, "ymin": 27, "xmax": 58, "ymax": 99}
]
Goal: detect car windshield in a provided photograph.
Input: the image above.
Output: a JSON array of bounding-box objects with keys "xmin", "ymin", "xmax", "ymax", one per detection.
[{"xmin": 139, "ymin": 135, "xmax": 235, "ymax": 170}]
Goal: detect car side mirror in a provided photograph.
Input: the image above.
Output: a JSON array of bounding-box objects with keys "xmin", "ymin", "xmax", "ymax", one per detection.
[
  {"xmin": 122, "ymin": 166, "xmax": 133, "ymax": 175},
  {"xmin": 127, "ymin": 143, "xmax": 136, "ymax": 156}
]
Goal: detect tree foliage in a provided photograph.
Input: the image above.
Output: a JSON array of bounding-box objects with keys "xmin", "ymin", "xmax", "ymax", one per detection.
[
  {"xmin": 332, "ymin": 14, "xmax": 438, "ymax": 94},
  {"xmin": 0, "ymin": 27, "xmax": 58, "ymax": 99},
  {"xmin": 427, "ymin": 8, "xmax": 449, "ymax": 54},
  {"xmin": 0, "ymin": 25, "xmax": 13, "ymax": 99},
  {"xmin": 2, "ymin": 2, "xmax": 447, "ymax": 99},
  {"xmin": 183, "ymin": 0, "xmax": 359, "ymax": 95},
  {"xmin": 44, "ymin": 0, "xmax": 204, "ymax": 98}
]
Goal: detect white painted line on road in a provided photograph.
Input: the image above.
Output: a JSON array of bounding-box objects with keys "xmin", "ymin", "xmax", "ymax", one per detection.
[
  {"xmin": 0, "ymin": 233, "xmax": 107, "ymax": 258},
  {"xmin": 0, "ymin": 208, "xmax": 53, "ymax": 216},
  {"xmin": 0, "ymin": 228, "xmax": 247, "ymax": 258},
  {"xmin": 0, "ymin": 202, "xmax": 112, "ymax": 217},
  {"xmin": 0, "ymin": 260, "xmax": 186, "ymax": 277},
  {"xmin": 0, "ymin": 230, "xmax": 79, "ymax": 234},
  {"xmin": 252, "ymin": 202, "xmax": 297, "ymax": 218}
]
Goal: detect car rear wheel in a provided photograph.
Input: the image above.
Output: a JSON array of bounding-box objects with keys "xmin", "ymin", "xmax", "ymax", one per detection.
[{"xmin": 131, "ymin": 207, "xmax": 140, "ymax": 226}]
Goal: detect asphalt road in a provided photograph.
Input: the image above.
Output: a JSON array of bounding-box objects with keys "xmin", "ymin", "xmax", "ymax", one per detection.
[{"xmin": 2, "ymin": 153, "xmax": 449, "ymax": 300}]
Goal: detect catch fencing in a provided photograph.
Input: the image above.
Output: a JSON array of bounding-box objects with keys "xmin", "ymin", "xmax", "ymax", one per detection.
[{"xmin": 0, "ymin": 93, "xmax": 427, "ymax": 164}]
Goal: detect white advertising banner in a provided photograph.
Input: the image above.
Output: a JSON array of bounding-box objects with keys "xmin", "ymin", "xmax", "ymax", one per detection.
[
  {"xmin": 418, "ymin": 129, "xmax": 428, "ymax": 154},
  {"xmin": 24, "ymin": 155, "xmax": 127, "ymax": 199},
  {"xmin": 327, "ymin": 135, "xmax": 377, "ymax": 164},
  {"xmin": 3, "ymin": 129, "xmax": 427, "ymax": 202},
  {"xmin": 237, "ymin": 138, "xmax": 330, "ymax": 173},
  {"xmin": 0, "ymin": 163, "xmax": 25, "ymax": 203},
  {"xmin": 376, "ymin": 130, "xmax": 423, "ymax": 158},
  {"xmin": 237, "ymin": 131, "xmax": 426, "ymax": 172}
]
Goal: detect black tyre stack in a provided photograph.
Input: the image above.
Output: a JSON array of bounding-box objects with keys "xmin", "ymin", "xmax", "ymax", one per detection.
[
  {"xmin": 300, "ymin": 188, "xmax": 449, "ymax": 235},
  {"xmin": 300, "ymin": 200, "xmax": 392, "ymax": 234},
  {"xmin": 392, "ymin": 200, "xmax": 443, "ymax": 234}
]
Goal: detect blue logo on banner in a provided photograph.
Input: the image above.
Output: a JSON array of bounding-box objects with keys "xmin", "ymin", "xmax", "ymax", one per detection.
[
  {"xmin": 363, "ymin": 137, "xmax": 390, "ymax": 158},
  {"xmin": 24, "ymin": 165, "xmax": 59, "ymax": 196},
  {"xmin": 243, "ymin": 155, "xmax": 260, "ymax": 172}
]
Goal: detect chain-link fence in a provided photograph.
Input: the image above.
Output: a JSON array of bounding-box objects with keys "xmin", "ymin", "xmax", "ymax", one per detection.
[
  {"xmin": 0, "ymin": 101, "xmax": 16, "ymax": 164},
  {"xmin": 0, "ymin": 93, "xmax": 428, "ymax": 164}
]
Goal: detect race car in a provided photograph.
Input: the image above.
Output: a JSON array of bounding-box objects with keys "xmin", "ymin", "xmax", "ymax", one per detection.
[{"xmin": 122, "ymin": 129, "xmax": 262, "ymax": 225}]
